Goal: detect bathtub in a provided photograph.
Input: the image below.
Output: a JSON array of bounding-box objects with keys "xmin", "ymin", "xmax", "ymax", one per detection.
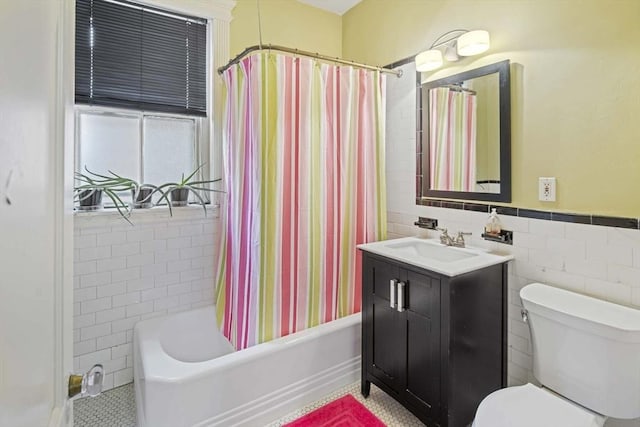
[{"xmin": 133, "ymin": 306, "xmax": 361, "ymax": 427}]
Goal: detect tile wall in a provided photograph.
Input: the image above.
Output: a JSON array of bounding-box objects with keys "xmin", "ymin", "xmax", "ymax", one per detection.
[
  {"xmin": 387, "ymin": 61, "xmax": 640, "ymax": 427},
  {"xmin": 73, "ymin": 206, "xmax": 220, "ymax": 390}
]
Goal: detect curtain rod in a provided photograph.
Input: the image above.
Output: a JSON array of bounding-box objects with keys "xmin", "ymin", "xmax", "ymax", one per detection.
[{"xmin": 217, "ymin": 44, "xmax": 403, "ymax": 77}]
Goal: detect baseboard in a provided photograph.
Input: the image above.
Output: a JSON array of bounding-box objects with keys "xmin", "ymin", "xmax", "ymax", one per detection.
[{"xmin": 195, "ymin": 356, "xmax": 361, "ymax": 427}]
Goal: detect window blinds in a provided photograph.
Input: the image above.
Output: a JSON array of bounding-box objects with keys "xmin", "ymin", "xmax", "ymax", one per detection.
[{"xmin": 76, "ymin": 0, "xmax": 207, "ymax": 116}]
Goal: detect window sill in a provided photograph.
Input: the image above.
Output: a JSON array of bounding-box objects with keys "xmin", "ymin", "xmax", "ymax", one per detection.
[{"xmin": 74, "ymin": 204, "xmax": 220, "ymax": 227}]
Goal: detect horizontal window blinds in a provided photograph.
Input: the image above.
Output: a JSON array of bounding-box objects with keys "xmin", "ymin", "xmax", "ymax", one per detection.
[{"xmin": 76, "ymin": 0, "xmax": 207, "ymax": 116}]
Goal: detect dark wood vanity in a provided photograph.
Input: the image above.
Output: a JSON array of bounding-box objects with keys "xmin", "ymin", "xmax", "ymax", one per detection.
[{"xmin": 360, "ymin": 250, "xmax": 508, "ymax": 427}]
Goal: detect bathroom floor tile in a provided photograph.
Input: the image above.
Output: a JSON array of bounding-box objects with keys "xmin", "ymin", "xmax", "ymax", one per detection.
[
  {"xmin": 74, "ymin": 383, "xmax": 137, "ymax": 427},
  {"xmin": 73, "ymin": 381, "xmax": 423, "ymax": 427},
  {"xmin": 267, "ymin": 382, "xmax": 424, "ymax": 427}
]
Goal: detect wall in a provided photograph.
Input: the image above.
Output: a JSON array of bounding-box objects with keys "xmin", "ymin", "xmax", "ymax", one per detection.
[
  {"xmin": 73, "ymin": 208, "xmax": 219, "ymax": 391},
  {"xmin": 344, "ymin": 0, "xmax": 640, "ymax": 217},
  {"xmin": 230, "ymin": 0, "xmax": 342, "ymax": 59},
  {"xmin": 387, "ymin": 61, "xmax": 640, "ymax": 427}
]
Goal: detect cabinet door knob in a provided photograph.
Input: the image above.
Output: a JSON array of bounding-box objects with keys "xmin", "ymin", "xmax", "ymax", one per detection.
[
  {"xmin": 389, "ymin": 279, "xmax": 397, "ymax": 308},
  {"xmin": 397, "ymin": 281, "xmax": 406, "ymax": 312}
]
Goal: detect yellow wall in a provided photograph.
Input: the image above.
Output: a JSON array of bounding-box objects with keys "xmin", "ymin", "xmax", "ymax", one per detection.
[
  {"xmin": 230, "ymin": 0, "xmax": 342, "ymax": 59},
  {"xmin": 343, "ymin": 0, "xmax": 640, "ymax": 217}
]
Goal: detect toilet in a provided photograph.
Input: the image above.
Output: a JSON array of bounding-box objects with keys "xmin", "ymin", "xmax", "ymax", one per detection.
[{"xmin": 473, "ymin": 282, "xmax": 640, "ymax": 427}]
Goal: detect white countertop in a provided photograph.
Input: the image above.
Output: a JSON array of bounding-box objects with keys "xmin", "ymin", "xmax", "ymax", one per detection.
[{"xmin": 357, "ymin": 236, "xmax": 514, "ymax": 277}]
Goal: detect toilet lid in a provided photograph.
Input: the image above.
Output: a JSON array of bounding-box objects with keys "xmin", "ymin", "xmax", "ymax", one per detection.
[{"xmin": 474, "ymin": 383, "xmax": 604, "ymax": 427}]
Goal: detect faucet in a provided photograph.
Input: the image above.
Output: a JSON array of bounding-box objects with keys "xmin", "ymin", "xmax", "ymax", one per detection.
[{"xmin": 437, "ymin": 228, "xmax": 472, "ymax": 248}]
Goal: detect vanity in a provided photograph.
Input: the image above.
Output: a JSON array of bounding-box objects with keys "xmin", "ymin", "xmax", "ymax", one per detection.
[{"xmin": 358, "ymin": 237, "xmax": 513, "ymax": 427}]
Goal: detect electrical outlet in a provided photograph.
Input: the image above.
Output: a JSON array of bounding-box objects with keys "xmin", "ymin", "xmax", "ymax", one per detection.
[{"xmin": 539, "ymin": 177, "xmax": 556, "ymax": 201}]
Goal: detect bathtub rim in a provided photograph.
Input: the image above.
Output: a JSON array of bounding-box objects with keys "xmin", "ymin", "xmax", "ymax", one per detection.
[{"xmin": 134, "ymin": 306, "xmax": 362, "ymax": 384}]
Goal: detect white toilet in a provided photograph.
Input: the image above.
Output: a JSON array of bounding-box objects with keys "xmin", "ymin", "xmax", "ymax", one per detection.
[{"xmin": 473, "ymin": 282, "xmax": 640, "ymax": 427}]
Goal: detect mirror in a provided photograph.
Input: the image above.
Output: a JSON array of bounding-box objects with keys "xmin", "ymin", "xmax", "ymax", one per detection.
[{"xmin": 418, "ymin": 60, "xmax": 511, "ymax": 202}]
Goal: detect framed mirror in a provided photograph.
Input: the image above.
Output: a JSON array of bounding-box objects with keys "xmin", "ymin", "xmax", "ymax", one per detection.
[{"xmin": 418, "ymin": 60, "xmax": 511, "ymax": 202}]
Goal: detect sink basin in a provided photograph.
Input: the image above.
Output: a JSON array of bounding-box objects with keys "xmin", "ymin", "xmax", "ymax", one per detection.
[{"xmin": 385, "ymin": 240, "xmax": 477, "ymax": 263}]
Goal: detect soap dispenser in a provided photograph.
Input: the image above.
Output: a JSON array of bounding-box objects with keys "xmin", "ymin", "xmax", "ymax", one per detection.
[{"xmin": 485, "ymin": 208, "xmax": 502, "ymax": 235}]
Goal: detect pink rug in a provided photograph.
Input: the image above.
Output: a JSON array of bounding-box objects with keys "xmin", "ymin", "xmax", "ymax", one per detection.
[{"xmin": 283, "ymin": 394, "xmax": 386, "ymax": 427}]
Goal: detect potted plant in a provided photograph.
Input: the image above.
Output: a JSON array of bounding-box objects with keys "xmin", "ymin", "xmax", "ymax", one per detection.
[
  {"xmin": 155, "ymin": 164, "xmax": 223, "ymax": 214},
  {"xmin": 74, "ymin": 167, "xmax": 136, "ymax": 223}
]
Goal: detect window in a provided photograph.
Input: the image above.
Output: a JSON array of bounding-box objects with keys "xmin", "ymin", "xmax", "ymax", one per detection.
[{"xmin": 74, "ymin": 0, "xmax": 210, "ymax": 206}]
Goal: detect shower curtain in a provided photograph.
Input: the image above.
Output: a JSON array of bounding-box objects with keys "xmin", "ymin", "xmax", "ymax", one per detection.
[
  {"xmin": 216, "ymin": 52, "xmax": 387, "ymax": 350},
  {"xmin": 429, "ymin": 87, "xmax": 477, "ymax": 192}
]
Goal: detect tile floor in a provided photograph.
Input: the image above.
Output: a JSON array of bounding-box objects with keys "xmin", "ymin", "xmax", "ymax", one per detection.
[{"xmin": 74, "ymin": 381, "xmax": 424, "ymax": 427}]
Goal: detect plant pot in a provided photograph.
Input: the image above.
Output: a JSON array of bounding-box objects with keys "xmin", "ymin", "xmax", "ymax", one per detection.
[
  {"xmin": 78, "ymin": 189, "xmax": 103, "ymax": 211},
  {"xmin": 170, "ymin": 188, "xmax": 189, "ymax": 207},
  {"xmin": 132, "ymin": 187, "xmax": 154, "ymax": 209}
]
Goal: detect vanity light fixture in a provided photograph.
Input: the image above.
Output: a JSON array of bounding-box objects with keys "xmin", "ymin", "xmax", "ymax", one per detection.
[{"xmin": 415, "ymin": 29, "xmax": 491, "ymax": 72}]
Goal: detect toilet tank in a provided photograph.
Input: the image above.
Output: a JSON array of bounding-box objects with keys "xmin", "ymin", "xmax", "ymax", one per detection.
[{"xmin": 521, "ymin": 283, "xmax": 640, "ymax": 419}]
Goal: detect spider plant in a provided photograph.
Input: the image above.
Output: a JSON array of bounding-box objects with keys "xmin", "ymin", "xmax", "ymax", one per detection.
[
  {"xmin": 74, "ymin": 167, "xmax": 136, "ymax": 224},
  {"xmin": 155, "ymin": 164, "xmax": 223, "ymax": 215}
]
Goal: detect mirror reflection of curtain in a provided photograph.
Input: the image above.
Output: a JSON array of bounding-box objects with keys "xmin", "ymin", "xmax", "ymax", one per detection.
[{"xmin": 429, "ymin": 87, "xmax": 477, "ymax": 191}]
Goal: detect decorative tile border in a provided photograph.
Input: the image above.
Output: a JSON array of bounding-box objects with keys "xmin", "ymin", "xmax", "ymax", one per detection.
[{"xmin": 416, "ymin": 198, "xmax": 640, "ymax": 230}]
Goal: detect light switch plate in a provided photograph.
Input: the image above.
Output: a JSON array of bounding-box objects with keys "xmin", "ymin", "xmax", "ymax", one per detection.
[{"xmin": 539, "ymin": 177, "xmax": 556, "ymax": 201}]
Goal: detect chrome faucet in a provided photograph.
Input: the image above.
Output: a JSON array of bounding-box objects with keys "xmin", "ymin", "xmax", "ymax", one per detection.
[{"xmin": 437, "ymin": 228, "xmax": 472, "ymax": 248}]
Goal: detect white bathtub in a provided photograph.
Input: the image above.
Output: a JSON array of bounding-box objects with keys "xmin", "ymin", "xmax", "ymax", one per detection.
[{"xmin": 133, "ymin": 306, "xmax": 361, "ymax": 427}]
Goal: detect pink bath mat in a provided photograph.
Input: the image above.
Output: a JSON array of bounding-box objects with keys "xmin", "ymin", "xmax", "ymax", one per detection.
[{"xmin": 283, "ymin": 394, "xmax": 386, "ymax": 427}]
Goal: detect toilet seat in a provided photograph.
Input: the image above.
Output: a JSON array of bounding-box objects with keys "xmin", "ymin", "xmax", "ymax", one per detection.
[{"xmin": 473, "ymin": 383, "xmax": 606, "ymax": 427}]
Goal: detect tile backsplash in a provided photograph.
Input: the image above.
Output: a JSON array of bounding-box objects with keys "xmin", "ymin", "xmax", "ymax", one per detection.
[{"xmin": 73, "ymin": 207, "xmax": 220, "ymax": 391}]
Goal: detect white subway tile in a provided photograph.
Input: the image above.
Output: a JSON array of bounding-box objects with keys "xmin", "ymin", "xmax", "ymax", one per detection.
[
  {"xmin": 529, "ymin": 219, "xmax": 565, "ymax": 238},
  {"xmin": 141, "ymin": 263, "xmax": 168, "ymax": 278},
  {"xmin": 154, "ymin": 272, "xmax": 180, "ymax": 287},
  {"xmin": 75, "ymin": 287, "xmax": 97, "ymax": 302},
  {"xmin": 73, "ymin": 329, "xmax": 80, "ymax": 343},
  {"xmin": 95, "ymin": 307, "xmax": 126, "ymax": 324},
  {"xmin": 127, "ymin": 229, "xmax": 154, "ymax": 242},
  {"xmin": 113, "ymin": 242, "xmax": 141, "ymax": 257},
  {"xmin": 74, "ymin": 302, "xmax": 81, "ymax": 316},
  {"xmin": 126, "ymin": 277, "xmax": 154, "ymax": 292},
  {"xmin": 75, "ymin": 261, "xmax": 97, "ymax": 276},
  {"xmin": 167, "ymin": 236, "xmax": 191, "ymax": 249},
  {"xmin": 78, "ymin": 349, "xmax": 111, "ymax": 370},
  {"xmin": 103, "ymin": 357, "xmax": 127, "ymax": 374},
  {"xmin": 191, "ymin": 234, "xmax": 215, "ymax": 247},
  {"xmin": 180, "ymin": 268, "xmax": 203, "ymax": 282},
  {"xmin": 81, "ymin": 297, "xmax": 112, "ymax": 314},
  {"xmin": 140, "ymin": 239, "xmax": 167, "ymax": 253},
  {"xmin": 113, "ymin": 368, "xmax": 133, "ymax": 387},
  {"xmin": 111, "ymin": 267, "xmax": 140, "ymax": 283},
  {"xmin": 112, "ymin": 292, "xmax": 141, "ymax": 307},
  {"xmin": 565, "ymin": 223, "xmax": 607, "ymax": 244},
  {"xmin": 96, "ymin": 332, "xmax": 127, "ymax": 350},
  {"xmin": 96, "ymin": 282, "xmax": 126, "ymax": 298},
  {"xmin": 96, "ymin": 257, "xmax": 126, "ymax": 272},
  {"xmin": 528, "ymin": 249, "xmax": 564, "ymax": 271},
  {"xmin": 74, "ymin": 234, "xmax": 97, "ymax": 249},
  {"xmin": 126, "ymin": 301, "xmax": 154, "ymax": 318},
  {"xmin": 79, "ymin": 246, "xmax": 111, "ymax": 262},
  {"xmin": 546, "ymin": 237, "xmax": 586, "ymax": 260},
  {"xmin": 607, "ymin": 264, "xmax": 640, "ymax": 287},
  {"xmin": 80, "ymin": 323, "xmax": 111, "ymax": 340},
  {"xmin": 154, "ymin": 296, "xmax": 180, "ymax": 311},
  {"xmin": 180, "ymin": 224, "xmax": 203, "ymax": 237},
  {"xmin": 111, "ymin": 316, "xmax": 140, "ymax": 333},
  {"xmin": 512, "ymin": 232, "xmax": 546, "ymax": 250},
  {"xmin": 607, "ymin": 227, "xmax": 640, "ymax": 248},
  {"xmin": 101, "ymin": 373, "xmax": 114, "ymax": 391},
  {"xmin": 127, "ymin": 252, "xmax": 155, "ymax": 267},
  {"xmin": 80, "ymin": 271, "xmax": 111, "ymax": 288},
  {"xmin": 155, "ymin": 249, "xmax": 180, "ymax": 264},
  {"xmin": 564, "ymin": 258, "xmax": 607, "ymax": 281},
  {"xmin": 168, "ymin": 259, "xmax": 191, "ymax": 273},
  {"xmin": 167, "ymin": 283, "xmax": 191, "ymax": 296},
  {"xmin": 180, "ymin": 246, "xmax": 203, "ymax": 260},
  {"xmin": 154, "ymin": 226, "xmax": 180, "ymax": 240},
  {"xmin": 585, "ymin": 278, "xmax": 632, "ymax": 306},
  {"xmin": 112, "ymin": 343, "xmax": 132, "ymax": 359},
  {"xmin": 141, "ymin": 287, "xmax": 167, "ymax": 301},
  {"xmin": 586, "ymin": 242, "xmax": 633, "ymax": 266},
  {"xmin": 96, "ymin": 231, "xmax": 126, "ymax": 247}
]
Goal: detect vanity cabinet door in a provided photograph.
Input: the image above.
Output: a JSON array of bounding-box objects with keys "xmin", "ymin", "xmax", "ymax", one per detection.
[
  {"xmin": 363, "ymin": 256, "xmax": 405, "ymax": 392},
  {"xmin": 402, "ymin": 270, "xmax": 441, "ymax": 420}
]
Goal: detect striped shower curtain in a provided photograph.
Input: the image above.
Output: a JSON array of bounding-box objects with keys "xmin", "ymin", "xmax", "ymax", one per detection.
[
  {"xmin": 216, "ymin": 52, "xmax": 387, "ymax": 350},
  {"xmin": 429, "ymin": 87, "xmax": 477, "ymax": 191}
]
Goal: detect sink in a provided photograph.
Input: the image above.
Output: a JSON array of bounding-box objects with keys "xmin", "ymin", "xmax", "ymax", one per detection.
[{"xmin": 385, "ymin": 240, "xmax": 477, "ymax": 263}]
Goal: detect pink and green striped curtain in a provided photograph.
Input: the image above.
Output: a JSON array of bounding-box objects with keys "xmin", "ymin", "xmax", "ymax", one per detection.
[
  {"xmin": 216, "ymin": 52, "xmax": 387, "ymax": 350},
  {"xmin": 429, "ymin": 87, "xmax": 477, "ymax": 191}
]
